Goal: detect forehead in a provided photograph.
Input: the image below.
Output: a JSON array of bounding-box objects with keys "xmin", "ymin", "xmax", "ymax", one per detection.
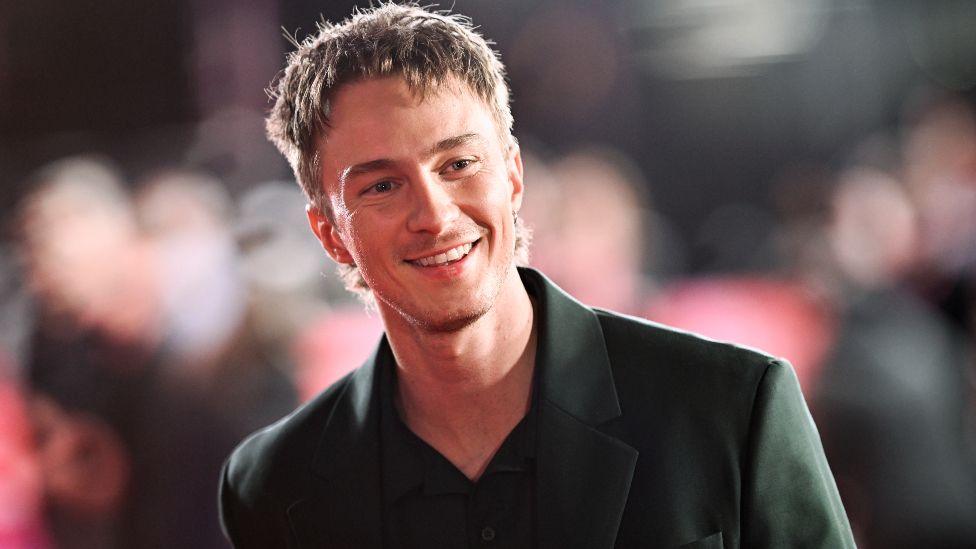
[{"xmin": 318, "ymin": 77, "xmax": 500, "ymax": 171}]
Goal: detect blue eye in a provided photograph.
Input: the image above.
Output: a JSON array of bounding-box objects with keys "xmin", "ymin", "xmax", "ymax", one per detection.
[{"xmin": 451, "ymin": 159, "xmax": 472, "ymax": 171}]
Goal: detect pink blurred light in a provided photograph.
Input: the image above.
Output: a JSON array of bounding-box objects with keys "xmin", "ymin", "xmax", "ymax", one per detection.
[
  {"xmin": 292, "ymin": 307, "xmax": 385, "ymax": 402},
  {"xmin": 0, "ymin": 378, "xmax": 50, "ymax": 549},
  {"xmin": 648, "ymin": 276, "xmax": 835, "ymax": 393}
]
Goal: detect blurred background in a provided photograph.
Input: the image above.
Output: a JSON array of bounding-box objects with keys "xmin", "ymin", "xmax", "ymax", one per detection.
[{"xmin": 1, "ymin": 0, "xmax": 975, "ymax": 547}]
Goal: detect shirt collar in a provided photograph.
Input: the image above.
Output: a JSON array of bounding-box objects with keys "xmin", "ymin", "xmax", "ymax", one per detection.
[
  {"xmin": 379, "ymin": 359, "xmax": 540, "ymax": 504},
  {"xmin": 379, "ymin": 354, "xmax": 426, "ymax": 503}
]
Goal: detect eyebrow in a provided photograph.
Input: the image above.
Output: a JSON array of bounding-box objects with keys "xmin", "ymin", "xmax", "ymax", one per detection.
[
  {"xmin": 338, "ymin": 132, "xmax": 486, "ymax": 186},
  {"xmin": 424, "ymin": 132, "xmax": 485, "ymax": 157}
]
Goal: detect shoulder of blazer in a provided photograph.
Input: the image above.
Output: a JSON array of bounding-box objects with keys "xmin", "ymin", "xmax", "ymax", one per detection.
[
  {"xmin": 589, "ymin": 307, "xmax": 787, "ymax": 437},
  {"xmin": 223, "ymin": 368, "xmax": 356, "ymax": 509},
  {"xmin": 591, "ymin": 306, "xmax": 779, "ymax": 375}
]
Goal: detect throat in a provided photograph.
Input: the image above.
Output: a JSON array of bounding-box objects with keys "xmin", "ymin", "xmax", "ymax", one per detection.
[{"xmin": 396, "ymin": 389, "xmax": 531, "ymax": 482}]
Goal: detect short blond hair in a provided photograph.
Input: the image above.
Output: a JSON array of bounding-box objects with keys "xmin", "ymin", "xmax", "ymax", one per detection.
[{"xmin": 265, "ymin": 3, "xmax": 529, "ymax": 299}]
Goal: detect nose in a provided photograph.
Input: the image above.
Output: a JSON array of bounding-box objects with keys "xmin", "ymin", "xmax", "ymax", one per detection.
[{"xmin": 406, "ymin": 175, "xmax": 459, "ymax": 234}]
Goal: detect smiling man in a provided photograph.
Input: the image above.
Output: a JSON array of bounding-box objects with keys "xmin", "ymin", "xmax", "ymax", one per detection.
[{"xmin": 218, "ymin": 4, "xmax": 855, "ymax": 548}]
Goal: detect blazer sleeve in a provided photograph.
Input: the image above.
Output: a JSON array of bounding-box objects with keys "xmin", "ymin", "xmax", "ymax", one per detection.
[{"xmin": 741, "ymin": 359, "xmax": 856, "ymax": 548}]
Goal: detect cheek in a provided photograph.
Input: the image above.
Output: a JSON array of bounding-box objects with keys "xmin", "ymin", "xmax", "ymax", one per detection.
[
  {"xmin": 345, "ymin": 214, "xmax": 396, "ymax": 266},
  {"xmin": 464, "ymin": 175, "xmax": 513, "ymax": 218},
  {"xmin": 348, "ymin": 228, "xmax": 376, "ymax": 263},
  {"xmin": 344, "ymin": 210, "xmax": 377, "ymax": 246}
]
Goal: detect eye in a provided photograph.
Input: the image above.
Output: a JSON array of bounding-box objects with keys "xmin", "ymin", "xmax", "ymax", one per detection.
[
  {"xmin": 443, "ymin": 157, "xmax": 479, "ymax": 175},
  {"xmin": 450, "ymin": 159, "xmax": 473, "ymax": 171},
  {"xmin": 364, "ymin": 180, "xmax": 396, "ymax": 195}
]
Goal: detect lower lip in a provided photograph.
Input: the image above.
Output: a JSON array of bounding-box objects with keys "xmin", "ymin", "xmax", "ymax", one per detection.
[{"xmin": 407, "ymin": 240, "xmax": 479, "ymax": 279}]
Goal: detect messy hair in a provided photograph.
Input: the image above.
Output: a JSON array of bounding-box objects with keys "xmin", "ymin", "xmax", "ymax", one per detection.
[{"xmin": 265, "ymin": 2, "xmax": 529, "ymax": 299}]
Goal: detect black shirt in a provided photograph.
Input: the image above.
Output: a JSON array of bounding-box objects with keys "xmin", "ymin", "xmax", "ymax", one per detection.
[{"xmin": 379, "ymin": 352, "xmax": 538, "ymax": 549}]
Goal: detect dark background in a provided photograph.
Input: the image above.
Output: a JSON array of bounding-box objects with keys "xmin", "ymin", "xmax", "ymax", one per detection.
[{"xmin": 4, "ymin": 0, "xmax": 973, "ymax": 272}]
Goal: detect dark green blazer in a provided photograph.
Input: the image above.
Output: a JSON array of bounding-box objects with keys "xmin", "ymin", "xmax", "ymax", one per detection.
[{"xmin": 219, "ymin": 268, "xmax": 854, "ymax": 548}]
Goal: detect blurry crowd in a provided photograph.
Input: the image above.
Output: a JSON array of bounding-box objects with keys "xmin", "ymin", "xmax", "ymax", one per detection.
[
  {"xmin": 1, "ymin": 87, "xmax": 975, "ymax": 547},
  {"xmin": 0, "ymin": 163, "xmax": 307, "ymax": 547}
]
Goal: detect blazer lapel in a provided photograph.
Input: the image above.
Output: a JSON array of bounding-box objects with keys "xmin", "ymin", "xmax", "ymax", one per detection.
[
  {"xmin": 286, "ymin": 339, "xmax": 390, "ymax": 549},
  {"xmin": 536, "ymin": 402, "xmax": 639, "ymax": 549},
  {"xmin": 525, "ymin": 268, "xmax": 639, "ymax": 549}
]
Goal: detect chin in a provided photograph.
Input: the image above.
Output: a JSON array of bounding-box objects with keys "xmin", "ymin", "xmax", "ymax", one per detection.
[
  {"xmin": 413, "ymin": 312, "xmax": 483, "ymax": 333},
  {"xmin": 375, "ymin": 288, "xmax": 493, "ymax": 333},
  {"xmin": 407, "ymin": 298, "xmax": 493, "ymax": 333},
  {"xmin": 373, "ymin": 255, "xmax": 514, "ymax": 333}
]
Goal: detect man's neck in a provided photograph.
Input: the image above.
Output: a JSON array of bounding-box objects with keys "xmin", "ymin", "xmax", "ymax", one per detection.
[{"xmin": 379, "ymin": 266, "xmax": 538, "ymax": 480}]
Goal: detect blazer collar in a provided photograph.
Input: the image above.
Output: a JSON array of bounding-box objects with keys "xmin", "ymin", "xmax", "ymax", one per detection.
[
  {"xmin": 521, "ymin": 268, "xmax": 639, "ymax": 549},
  {"xmin": 291, "ymin": 267, "xmax": 637, "ymax": 548},
  {"xmin": 521, "ymin": 267, "xmax": 622, "ymax": 425}
]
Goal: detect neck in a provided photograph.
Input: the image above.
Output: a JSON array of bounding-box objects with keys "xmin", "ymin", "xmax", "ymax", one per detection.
[
  {"xmin": 382, "ymin": 265, "xmax": 536, "ymax": 410},
  {"xmin": 379, "ymin": 266, "xmax": 537, "ymax": 479}
]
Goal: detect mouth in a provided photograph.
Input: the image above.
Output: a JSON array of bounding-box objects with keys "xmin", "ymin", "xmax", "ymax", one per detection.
[{"xmin": 407, "ymin": 239, "xmax": 479, "ymax": 268}]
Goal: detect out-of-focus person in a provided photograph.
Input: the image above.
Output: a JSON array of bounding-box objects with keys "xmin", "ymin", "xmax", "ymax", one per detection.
[
  {"xmin": 813, "ymin": 164, "xmax": 976, "ymax": 548},
  {"xmin": 903, "ymin": 93, "xmax": 976, "ymax": 300},
  {"xmin": 520, "ymin": 147, "xmax": 658, "ymax": 315},
  {"xmin": 16, "ymin": 157, "xmax": 153, "ymax": 549},
  {"xmin": 15, "ymin": 157, "xmax": 298, "ymax": 548},
  {"xmin": 135, "ymin": 171, "xmax": 296, "ymax": 431},
  {"xmin": 901, "ymin": 95, "xmax": 976, "ymax": 419},
  {"xmin": 125, "ymin": 171, "xmax": 298, "ymax": 549},
  {"xmin": 18, "ymin": 157, "xmax": 161, "ymax": 349}
]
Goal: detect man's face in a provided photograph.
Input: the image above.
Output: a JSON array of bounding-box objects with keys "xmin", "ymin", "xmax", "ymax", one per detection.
[{"xmin": 309, "ymin": 76, "xmax": 524, "ymax": 331}]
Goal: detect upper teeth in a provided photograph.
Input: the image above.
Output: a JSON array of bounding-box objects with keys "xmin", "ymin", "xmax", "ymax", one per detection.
[{"xmin": 414, "ymin": 242, "xmax": 474, "ymax": 267}]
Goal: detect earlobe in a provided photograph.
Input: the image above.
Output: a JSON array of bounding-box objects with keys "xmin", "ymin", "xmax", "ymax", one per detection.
[{"xmin": 306, "ymin": 204, "xmax": 353, "ymax": 264}]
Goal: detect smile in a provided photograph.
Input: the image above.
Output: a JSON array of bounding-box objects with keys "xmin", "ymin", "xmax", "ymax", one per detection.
[{"xmin": 408, "ymin": 240, "xmax": 477, "ymax": 267}]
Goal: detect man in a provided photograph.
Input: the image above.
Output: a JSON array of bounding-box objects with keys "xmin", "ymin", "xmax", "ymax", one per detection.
[{"xmin": 219, "ymin": 4, "xmax": 854, "ymax": 548}]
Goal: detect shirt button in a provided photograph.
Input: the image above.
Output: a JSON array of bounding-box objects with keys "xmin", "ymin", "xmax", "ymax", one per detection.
[{"xmin": 481, "ymin": 526, "xmax": 496, "ymax": 542}]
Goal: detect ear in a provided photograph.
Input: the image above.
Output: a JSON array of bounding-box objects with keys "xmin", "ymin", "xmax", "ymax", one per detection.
[
  {"xmin": 306, "ymin": 204, "xmax": 354, "ymax": 264},
  {"xmin": 506, "ymin": 141, "xmax": 525, "ymax": 214}
]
